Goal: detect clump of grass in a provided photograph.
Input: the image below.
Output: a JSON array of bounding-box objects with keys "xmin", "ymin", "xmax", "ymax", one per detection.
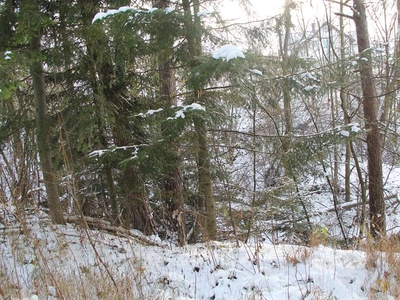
[
  {"xmin": 0, "ymin": 211, "xmax": 171, "ymax": 300},
  {"xmin": 362, "ymin": 234, "xmax": 400, "ymax": 299},
  {"xmin": 285, "ymin": 246, "xmax": 313, "ymax": 266}
]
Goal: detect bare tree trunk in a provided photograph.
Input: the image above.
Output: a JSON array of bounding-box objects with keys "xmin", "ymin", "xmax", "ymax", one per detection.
[
  {"xmin": 29, "ymin": 12, "xmax": 65, "ymax": 224},
  {"xmin": 338, "ymin": 0, "xmax": 352, "ymax": 204},
  {"xmin": 380, "ymin": 0, "xmax": 400, "ymax": 124},
  {"xmin": 182, "ymin": 0, "xmax": 217, "ymax": 240},
  {"xmin": 353, "ymin": 0, "xmax": 386, "ymax": 238},
  {"xmin": 194, "ymin": 118, "xmax": 217, "ymax": 240}
]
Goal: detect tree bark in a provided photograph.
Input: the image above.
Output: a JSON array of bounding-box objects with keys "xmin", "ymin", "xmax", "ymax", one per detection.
[
  {"xmin": 353, "ymin": 0, "xmax": 386, "ymax": 238},
  {"xmin": 279, "ymin": 0, "xmax": 293, "ymax": 152},
  {"xmin": 339, "ymin": 0, "xmax": 351, "ymax": 204},
  {"xmin": 79, "ymin": 0, "xmax": 154, "ymax": 233},
  {"xmin": 29, "ymin": 11, "xmax": 65, "ymax": 224},
  {"xmin": 182, "ymin": 0, "xmax": 217, "ymax": 240},
  {"xmin": 154, "ymin": 0, "xmax": 187, "ymax": 246},
  {"xmin": 80, "ymin": 2, "xmax": 120, "ymax": 223}
]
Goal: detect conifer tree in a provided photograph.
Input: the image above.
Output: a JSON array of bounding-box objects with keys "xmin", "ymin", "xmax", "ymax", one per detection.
[{"xmin": 182, "ymin": 0, "xmax": 217, "ymax": 240}]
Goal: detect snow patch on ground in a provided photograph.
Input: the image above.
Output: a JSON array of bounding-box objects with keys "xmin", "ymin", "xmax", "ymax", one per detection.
[{"xmin": 0, "ymin": 218, "xmax": 395, "ymax": 300}]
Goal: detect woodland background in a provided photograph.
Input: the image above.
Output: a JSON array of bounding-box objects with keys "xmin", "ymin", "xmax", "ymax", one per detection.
[{"xmin": 1, "ymin": 0, "xmax": 399, "ymax": 248}]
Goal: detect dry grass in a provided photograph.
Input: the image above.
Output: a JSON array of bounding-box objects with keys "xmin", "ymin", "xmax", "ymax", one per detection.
[
  {"xmin": 285, "ymin": 246, "xmax": 313, "ymax": 266},
  {"xmin": 362, "ymin": 235, "xmax": 400, "ymax": 299},
  {"xmin": 0, "ymin": 217, "xmax": 166, "ymax": 300}
]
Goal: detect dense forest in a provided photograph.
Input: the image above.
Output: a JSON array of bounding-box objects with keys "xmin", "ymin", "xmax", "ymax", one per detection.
[{"xmin": 1, "ymin": 0, "xmax": 399, "ymax": 248}]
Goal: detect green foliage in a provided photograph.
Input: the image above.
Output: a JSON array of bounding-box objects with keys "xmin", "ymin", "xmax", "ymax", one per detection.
[
  {"xmin": 96, "ymin": 8, "xmax": 187, "ymax": 59},
  {"xmin": 283, "ymin": 124, "xmax": 361, "ymax": 177}
]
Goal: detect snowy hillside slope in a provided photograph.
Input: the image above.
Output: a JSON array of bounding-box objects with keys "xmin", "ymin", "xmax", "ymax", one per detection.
[{"xmin": 1, "ymin": 210, "xmax": 400, "ymax": 300}]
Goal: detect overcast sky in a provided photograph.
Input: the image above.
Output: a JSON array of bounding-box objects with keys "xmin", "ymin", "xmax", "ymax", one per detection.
[{"xmin": 219, "ymin": 0, "xmax": 323, "ymax": 26}]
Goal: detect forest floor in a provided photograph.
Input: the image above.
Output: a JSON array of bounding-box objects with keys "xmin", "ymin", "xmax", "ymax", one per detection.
[
  {"xmin": 1, "ymin": 210, "xmax": 400, "ymax": 300},
  {"xmin": 2, "ymin": 166, "xmax": 400, "ymax": 299}
]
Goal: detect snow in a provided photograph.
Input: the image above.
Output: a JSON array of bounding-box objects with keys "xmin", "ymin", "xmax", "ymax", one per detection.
[
  {"xmin": 89, "ymin": 145, "xmax": 139, "ymax": 160},
  {"xmin": 118, "ymin": 6, "xmax": 132, "ymax": 12},
  {"xmin": 249, "ymin": 69, "xmax": 263, "ymax": 76},
  {"xmin": 164, "ymin": 7, "xmax": 175, "ymax": 14},
  {"xmin": 301, "ymin": 72, "xmax": 319, "ymax": 81},
  {"xmin": 92, "ymin": 6, "xmax": 177, "ymax": 23},
  {"xmin": 167, "ymin": 103, "xmax": 206, "ymax": 120},
  {"xmin": 349, "ymin": 122, "xmax": 361, "ymax": 133},
  {"xmin": 135, "ymin": 104, "xmax": 204, "ymax": 121},
  {"xmin": 92, "ymin": 12, "xmax": 111, "ymax": 23},
  {"xmin": 4, "ymin": 50, "xmax": 12, "ymax": 55},
  {"xmin": 184, "ymin": 103, "xmax": 206, "ymax": 111},
  {"xmin": 92, "ymin": 6, "xmax": 136, "ymax": 23},
  {"xmin": 135, "ymin": 108, "xmax": 164, "ymax": 118},
  {"xmin": 4, "ymin": 56, "xmax": 11, "ymax": 60},
  {"xmin": 3, "ymin": 164, "xmax": 400, "ymax": 299},
  {"xmin": 89, "ymin": 149, "xmax": 105, "ymax": 157},
  {"xmin": 212, "ymin": 44, "xmax": 245, "ymax": 62},
  {"xmin": 339, "ymin": 130, "xmax": 350, "ymax": 137},
  {"xmin": 1, "ymin": 216, "xmax": 398, "ymax": 300},
  {"xmin": 197, "ymin": 10, "xmax": 212, "ymax": 17},
  {"xmin": 304, "ymin": 85, "xmax": 317, "ymax": 92}
]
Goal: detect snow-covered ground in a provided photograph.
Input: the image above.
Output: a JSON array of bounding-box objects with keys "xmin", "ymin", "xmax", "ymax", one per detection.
[{"xmin": 1, "ymin": 210, "xmax": 400, "ymax": 300}]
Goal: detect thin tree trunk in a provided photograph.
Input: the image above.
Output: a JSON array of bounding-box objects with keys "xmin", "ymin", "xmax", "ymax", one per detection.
[
  {"xmin": 353, "ymin": 0, "xmax": 386, "ymax": 238},
  {"xmin": 339, "ymin": 0, "xmax": 351, "ymax": 203},
  {"xmin": 194, "ymin": 118, "xmax": 217, "ymax": 240},
  {"xmin": 279, "ymin": 0, "xmax": 293, "ymax": 152},
  {"xmin": 29, "ymin": 17, "xmax": 65, "ymax": 224},
  {"xmin": 182, "ymin": 0, "xmax": 217, "ymax": 240}
]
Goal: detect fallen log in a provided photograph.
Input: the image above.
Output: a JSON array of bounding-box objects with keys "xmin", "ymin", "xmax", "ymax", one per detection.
[{"xmin": 65, "ymin": 215, "xmax": 166, "ymax": 248}]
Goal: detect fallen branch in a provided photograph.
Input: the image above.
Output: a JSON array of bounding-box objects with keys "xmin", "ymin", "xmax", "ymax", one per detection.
[
  {"xmin": 325, "ymin": 194, "xmax": 398, "ymax": 213},
  {"xmin": 65, "ymin": 215, "xmax": 166, "ymax": 248}
]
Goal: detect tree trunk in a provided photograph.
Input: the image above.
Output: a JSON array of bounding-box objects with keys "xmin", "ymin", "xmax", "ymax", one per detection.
[
  {"xmin": 154, "ymin": 0, "xmax": 186, "ymax": 246},
  {"xmin": 79, "ymin": 0, "xmax": 153, "ymax": 232},
  {"xmin": 279, "ymin": 0, "xmax": 293, "ymax": 152},
  {"xmin": 29, "ymin": 15, "xmax": 65, "ymax": 224},
  {"xmin": 182, "ymin": 0, "xmax": 217, "ymax": 240},
  {"xmin": 80, "ymin": 2, "xmax": 120, "ymax": 223},
  {"xmin": 353, "ymin": 0, "xmax": 386, "ymax": 238},
  {"xmin": 339, "ymin": 0, "xmax": 351, "ymax": 203}
]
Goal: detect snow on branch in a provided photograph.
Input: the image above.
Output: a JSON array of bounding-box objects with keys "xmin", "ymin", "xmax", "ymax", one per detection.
[
  {"xmin": 92, "ymin": 6, "xmax": 177, "ymax": 23},
  {"xmin": 197, "ymin": 10, "xmax": 212, "ymax": 17},
  {"xmin": 135, "ymin": 108, "xmax": 164, "ymax": 118},
  {"xmin": 167, "ymin": 103, "xmax": 206, "ymax": 120},
  {"xmin": 89, "ymin": 145, "xmax": 140, "ymax": 159},
  {"xmin": 249, "ymin": 69, "xmax": 263, "ymax": 76},
  {"xmin": 212, "ymin": 44, "xmax": 245, "ymax": 62}
]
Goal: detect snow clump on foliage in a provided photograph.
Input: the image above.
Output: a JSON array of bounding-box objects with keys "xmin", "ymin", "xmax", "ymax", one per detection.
[
  {"xmin": 212, "ymin": 44, "xmax": 245, "ymax": 62},
  {"xmin": 249, "ymin": 69, "xmax": 263, "ymax": 75},
  {"xmin": 167, "ymin": 103, "xmax": 205, "ymax": 120}
]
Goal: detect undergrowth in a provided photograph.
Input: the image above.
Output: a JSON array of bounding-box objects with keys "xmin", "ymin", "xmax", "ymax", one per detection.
[{"xmin": 2, "ymin": 210, "xmax": 400, "ymax": 300}]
